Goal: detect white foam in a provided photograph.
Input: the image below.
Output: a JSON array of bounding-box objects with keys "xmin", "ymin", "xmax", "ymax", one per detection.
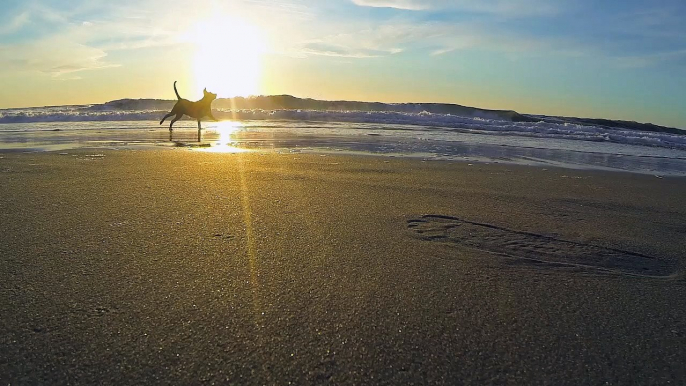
[{"xmin": 0, "ymin": 105, "xmax": 685, "ymax": 152}]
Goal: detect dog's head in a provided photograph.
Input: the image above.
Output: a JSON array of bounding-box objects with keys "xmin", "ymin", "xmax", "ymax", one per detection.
[{"xmin": 203, "ymin": 88, "xmax": 218, "ymax": 101}]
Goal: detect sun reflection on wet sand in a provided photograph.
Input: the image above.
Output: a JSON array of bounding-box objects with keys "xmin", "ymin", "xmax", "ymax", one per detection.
[{"xmin": 200, "ymin": 121, "xmax": 251, "ymax": 153}]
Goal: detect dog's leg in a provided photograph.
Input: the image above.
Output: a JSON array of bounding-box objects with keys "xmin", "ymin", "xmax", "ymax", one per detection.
[
  {"xmin": 160, "ymin": 112, "xmax": 174, "ymax": 125},
  {"xmin": 197, "ymin": 120, "xmax": 202, "ymax": 142},
  {"xmin": 169, "ymin": 114, "xmax": 182, "ymax": 141},
  {"xmin": 169, "ymin": 114, "xmax": 182, "ymax": 130}
]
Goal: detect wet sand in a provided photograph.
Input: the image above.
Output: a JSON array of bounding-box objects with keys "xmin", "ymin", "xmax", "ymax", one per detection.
[{"xmin": 1, "ymin": 150, "xmax": 685, "ymax": 385}]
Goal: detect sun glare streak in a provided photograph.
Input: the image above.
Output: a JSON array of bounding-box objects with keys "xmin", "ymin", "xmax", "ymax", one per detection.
[
  {"xmin": 237, "ymin": 155, "xmax": 265, "ymax": 335},
  {"xmin": 216, "ymin": 121, "xmax": 241, "ymax": 144},
  {"xmin": 201, "ymin": 121, "xmax": 250, "ymax": 153},
  {"xmin": 183, "ymin": 14, "xmax": 267, "ymax": 98}
]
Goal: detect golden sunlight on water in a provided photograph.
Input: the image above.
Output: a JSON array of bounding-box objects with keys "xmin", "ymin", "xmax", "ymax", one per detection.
[
  {"xmin": 201, "ymin": 121, "xmax": 250, "ymax": 153},
  {"xmin": 184, "ymin": 14, "xmax": 267, "ymax": 98}
]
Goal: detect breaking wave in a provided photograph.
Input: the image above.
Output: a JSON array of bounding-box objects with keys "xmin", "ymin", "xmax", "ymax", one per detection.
[{"xmin": 1, "ymin": 103, "xmax": 685, "ymax": 151}]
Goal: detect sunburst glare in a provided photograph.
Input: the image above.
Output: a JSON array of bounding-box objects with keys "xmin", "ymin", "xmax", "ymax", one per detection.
[
  {"xmin": 201, "ymin": 121, "xmax": 250, "ymax": 153},
  {"xmin": 184, "ymin": 14, "xmax": 267, "ymax": 98}
]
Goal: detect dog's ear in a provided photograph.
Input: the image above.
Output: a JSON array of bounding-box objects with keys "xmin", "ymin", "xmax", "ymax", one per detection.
[{"xmin": 203, "ymin": 88, "xmax": 207, "ymax": 93}]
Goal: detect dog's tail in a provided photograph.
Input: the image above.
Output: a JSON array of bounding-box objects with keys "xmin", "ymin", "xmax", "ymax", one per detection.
[{"xmin": 173, "ymin": 81, "xmax": 181, "ymax": 100}]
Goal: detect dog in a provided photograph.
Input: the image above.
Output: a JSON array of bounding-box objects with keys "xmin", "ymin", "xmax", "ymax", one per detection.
[{"xmin": 160, "ymin": 81, "xmax": 218, "ymax": 141}]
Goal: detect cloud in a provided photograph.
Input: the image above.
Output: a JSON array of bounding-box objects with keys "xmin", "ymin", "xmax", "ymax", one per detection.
[
  {"xmin": 0, "ymin": 38, "xmax": 120, "ymax": 78},
  {"xmin": 430, "ymin": 47, "xmax": 456, "ymax": 56},
  {"xmin": 615, "ymin": 49, "xmax": 686, "ymax": 69},
  {"xmin": 294, "ymin": 20, "xmax": 560, "ymax": 61},
  {"xmin": 315, "ymin": 3, "xmax": 686, "ymax": 69},
  {"xmin": 350, "ymin": 0, "xmax": 564, "ymax": 16},
  {"xmin": 300, "ymin": 41, "xmax": 402, "ymax": 58},
  {"xmin": 351, "ymin": 0, "xmax": 426, "ymax": 10},
  {"xmin": 0, "ymin": 11, "xmax": 30, "ymax": 35},
  {"xmin": 561, "ymin": 4, "xmax": 686, "ymax": 68},
  {"xmin": 0, "ymin": 0, "xmax": 314, "ymax": 81},
  {"xmin": 0, "ymin": 0, "xmax": 185, "ymax": 78}
]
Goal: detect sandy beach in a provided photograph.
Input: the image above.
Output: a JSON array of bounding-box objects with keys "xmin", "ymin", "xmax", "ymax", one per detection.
[{"xmin": 1, "ymin": 149, "xmax": 685, "ymax": 385}]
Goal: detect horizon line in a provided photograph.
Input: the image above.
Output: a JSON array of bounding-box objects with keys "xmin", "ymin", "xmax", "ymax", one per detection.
[{"xmin": 1, "ymin": 95, "xmax": 683, "ymax": 131}]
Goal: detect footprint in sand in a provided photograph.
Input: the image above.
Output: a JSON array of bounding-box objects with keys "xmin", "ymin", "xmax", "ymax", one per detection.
[{"xmin": 407, "ymin": 215, "xmax": 677, "ymax": 278}]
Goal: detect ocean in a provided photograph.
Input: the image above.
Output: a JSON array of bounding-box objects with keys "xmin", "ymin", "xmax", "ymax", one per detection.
[{"xmin": 1, "ymin": 102, "xmax": 685, "ymax": 176}]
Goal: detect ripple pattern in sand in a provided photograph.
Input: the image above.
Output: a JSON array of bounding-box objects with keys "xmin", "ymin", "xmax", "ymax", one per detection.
[{"xmin": 407, "ymin": 215, "xmax": 676, "ymax": 278}]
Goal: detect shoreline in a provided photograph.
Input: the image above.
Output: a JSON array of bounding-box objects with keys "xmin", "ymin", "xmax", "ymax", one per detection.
[
  {"xmin": 1, "ymin": 150, "xmax": 685, "ymax": 384},
  {"xmin": 2, "ymin": 142, "xmax": 686, "ymax": 178},
  {"xmin": 1, "ymin": 120, "xmax": 686, "ymax": 177}
]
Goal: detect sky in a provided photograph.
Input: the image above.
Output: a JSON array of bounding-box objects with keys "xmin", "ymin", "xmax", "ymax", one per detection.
[{"xmin": 0, "ymin": 0, "xmax": 685, "ymax": 128}]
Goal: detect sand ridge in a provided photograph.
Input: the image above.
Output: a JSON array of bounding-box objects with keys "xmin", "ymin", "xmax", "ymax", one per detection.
[{"xmin": 408, "ymin": 215, "xmax": 678, "ymax": 278}]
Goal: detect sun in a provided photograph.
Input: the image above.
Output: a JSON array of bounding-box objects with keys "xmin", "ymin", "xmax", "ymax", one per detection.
[{"xmin": 184, "ymin": 14, "xmax": 267, "ymax": 98}]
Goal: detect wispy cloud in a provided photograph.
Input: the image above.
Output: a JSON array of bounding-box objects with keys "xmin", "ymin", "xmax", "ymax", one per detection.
[
  {"xmin": 562, "ymin": 3, "xmax": 686, "ymax": 68},
  {"xmin": 615, "ymin": 49, "xmax": 686, "ymax": 69},
  {"xmin": 350, "ymin": 0, "xmax": 425, "ymax": 10},
  {"xmin": 342, "ymin": 0, "xmax": 686, "ymax": 70},
  {"xmin": 0, "ymin": 11, "xmax": 30, "ymax": 35},
  {"xmin": 0, "ymin": 0, "xmax": 183, "ymax": 78},
  {"xmin": 0, "ymin": 37, "xmax": 120, "ymax": 78},
  {"xmin": 0, "ymin": 0, "xmax": 323, "ymax": 79},
  {"xmin": 612, "ymin": 6, "xmax": 686, "ymax": 38},
  {"xmin": 300, "ymin": 41, "xmax": 402, "ymax": 58},
  {"xmin": 292, "ymin": 20, "xmax": 566, "ymax": 61},
  {"xmin": 430, "ymin": 47, "xmax": 456, "ymax": 56},
  {"xmin": 350, "ymin": 0, "xmax": 564, "ymax": 16}
]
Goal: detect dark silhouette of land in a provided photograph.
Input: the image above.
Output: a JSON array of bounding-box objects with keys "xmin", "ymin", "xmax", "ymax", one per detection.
[{"xmin": 93, "ymin": 95, "xmax": 685, "ymax": 135}]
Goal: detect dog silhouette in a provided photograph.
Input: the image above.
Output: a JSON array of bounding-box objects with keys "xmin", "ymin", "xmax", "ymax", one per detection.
[{"xmin": 160, "ymin": 81, "xmax": 217, "ymax": 141}]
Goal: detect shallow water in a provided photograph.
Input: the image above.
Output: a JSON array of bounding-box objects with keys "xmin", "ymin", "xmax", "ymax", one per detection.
[{"xmin": 1, "ymin": 120, "xmax": 685, "ymax": 176}]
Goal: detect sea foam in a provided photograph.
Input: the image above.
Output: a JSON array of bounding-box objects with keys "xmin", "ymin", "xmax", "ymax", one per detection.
[{"xmin": 0, "ymin": 102, "xmax": 685, "ymax": 152}]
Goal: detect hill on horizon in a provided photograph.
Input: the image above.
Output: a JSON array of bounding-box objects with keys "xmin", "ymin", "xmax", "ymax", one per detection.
[{"xmin": 91, "ymin": 95, "xmax": 684, "ymax": 135}]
